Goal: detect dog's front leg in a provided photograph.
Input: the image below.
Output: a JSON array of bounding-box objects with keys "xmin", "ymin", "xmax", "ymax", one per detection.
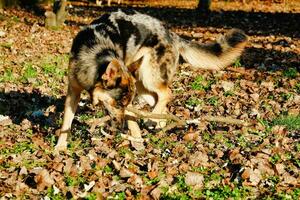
[
  {"xmin": 125, "ymin": 105, "xmax": 145, "ymax": 150},
  {"xmin": 55, "ymin": 85, "xmax": 82, "ymax": 152}
]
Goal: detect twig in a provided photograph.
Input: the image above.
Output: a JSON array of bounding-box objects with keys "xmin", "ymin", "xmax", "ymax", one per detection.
[
  {"xmin": 125, "ymin": 107, "xmax": 251, "ymax": 127},
  {"xmin": 120, "ymin": 133, "xmax": 144, "ymax": 143},
  {"xmin": 202, "ymin": 116, "xmax": 251, "ymax": 126},
  {"xmin": 125, "ymin": 107, "xmax": 184, "ymax": 123},
  {"xmin": 157, "ymin": 121, "xmax": 185, "ymax": 135},
  {"xmin": 88, "ymin": 107, "xmax": 250, "ymax": 135},
  {"xmin": 100, "ymin": 127, "xmax": 113, "ymax": 139}
]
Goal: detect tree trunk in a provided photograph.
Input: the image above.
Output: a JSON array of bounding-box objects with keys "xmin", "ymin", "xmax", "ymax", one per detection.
[
  {"xmin": 45, "ymin": 0, "xmax": 67, "ymax": 29},
  {"xmin": 0, "ymin": 0, "xmax": 19, "ymax": 8},
  {"xmin": 55, "ymin": 0, "xmax": 67, "ymax": 28},
  {"xmin": 0, "ymin": 0, "xmax": 5, "ymax": 9},
  {"xmin": 197, "ymin": 0, "xmax": 211, "ymax": 12}
]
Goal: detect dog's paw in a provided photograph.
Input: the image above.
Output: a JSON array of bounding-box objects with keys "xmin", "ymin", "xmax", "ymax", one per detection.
[
  {"xmin": 54, "ymin": 132, "xmax": 68, "ymax": 154},
  {"xmin": 153, "ymin": 119, "xmax": 167, "ymax": 129},
  {"xmin": 131, "ymin": 141, "xmax": 145, "ymax": 151}
]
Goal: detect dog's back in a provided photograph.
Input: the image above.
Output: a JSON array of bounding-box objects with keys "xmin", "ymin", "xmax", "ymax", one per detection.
[
  {"xmin": 70, "ymin": 10, "xmax": 247, "ymax": 93},
  {"xmin": 70, "ymin": 10, "xmax": 178, "ymax": 91}
]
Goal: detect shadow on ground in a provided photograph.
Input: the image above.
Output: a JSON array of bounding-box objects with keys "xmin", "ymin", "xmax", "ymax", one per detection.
[
  {"xmin": 66, "ymin": 5, "xmax": 300, "ymax": 38},
  {"xmin": 242, "ymin": 47, "xmax": 299, "ymax": 70},
  {"xmin": 0, "ymin": 90, "xmax": 64, "ymax": 127}
]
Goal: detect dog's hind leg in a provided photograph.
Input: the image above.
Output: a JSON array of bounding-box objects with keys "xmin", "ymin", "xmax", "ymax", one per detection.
[
  {"xmin": 55, "ymin": 81, "xmax": 82, "ymax": 152},
  {"xmin": 151, "ymin": 85, "xmax": 172, "ymax": 128}
]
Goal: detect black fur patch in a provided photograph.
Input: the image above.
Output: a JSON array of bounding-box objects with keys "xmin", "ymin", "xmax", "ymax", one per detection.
[
  {"xmin": 95, "ymin": 49, "xmax": 118, "ymax": 81},
  {"xmin": 159, "ymin": 63, "xmax": 168, "ymax": 82},
  {"xmin": 94, "ymin": 20, "xmax": 120, "ymax": 43},
  {"xmin": 156, "ymin": 44, "xmax": 166, "ymax": 61},
  {"xmin": 115, "ymin": 19, "xmax": 142, "ymax": 56},
  {"xmin": 207, "ymin": 43, "xmax": 223, "ymax": 56},
  {"xmin": 96, "ymin": 48, "xmax": 118, "ymax": 59},
  {"xmin": 226, "ymin": 30, "xmax": 247, "ymax": 47},
  {"xmin": 71, "ymin": 28, "xmax": 97, "ymax": 57},
  {"xmin": 144, "ymin": 34, "xmax": 159, "ymax": 47},
  {"xmin": 91, "ymin": 13, "xmax": 111, "ymax": 25}
]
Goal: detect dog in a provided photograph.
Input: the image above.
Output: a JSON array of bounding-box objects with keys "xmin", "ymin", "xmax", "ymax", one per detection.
[{"xmin": 55, "ymin": 10, "xmax": 247, "ymax": 152}]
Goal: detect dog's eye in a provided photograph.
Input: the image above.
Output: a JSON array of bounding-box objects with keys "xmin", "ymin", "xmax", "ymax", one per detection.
[{"xmin": 116, "ymin": 77, "xmax": 122, "ymax": 86}]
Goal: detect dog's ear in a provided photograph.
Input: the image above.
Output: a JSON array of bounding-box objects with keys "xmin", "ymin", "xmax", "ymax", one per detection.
[
  {"xmin": 127, "ymin": 56, "xmax": 143, "ymax": 73},
  {"xmin": 102, "ymin": 59, "xmax": 122, "ymax": 87}
]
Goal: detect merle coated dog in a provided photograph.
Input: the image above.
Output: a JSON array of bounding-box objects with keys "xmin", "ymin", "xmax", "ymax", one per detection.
[{"xmin": 55, "ymin": 10, "xmax": 247, "ymax": 151}]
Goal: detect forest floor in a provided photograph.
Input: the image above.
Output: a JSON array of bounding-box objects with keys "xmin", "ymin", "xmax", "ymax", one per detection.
[{"xmin": 0, "ymin": 0, "xmax": 299, "ymax": 199}]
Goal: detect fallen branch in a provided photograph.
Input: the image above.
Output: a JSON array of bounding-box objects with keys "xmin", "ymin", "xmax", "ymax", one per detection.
[
  {"xmin": 120, "ymin": 133, "xmax": 144, "ymax": 143},
  {"xmin": 87, "ymin": 107, "xmax": 250, "ymax": 136},
  {"xmin": 187, "ymin": 116, "xmax": 251, "ymax": 126},
  {"xmin": 125, "ymin": 107, "xmax": 251, "ymax": 127},
  {"xmin": 125, "ymin": 107, "xmax": 182, "ymax": 122}
]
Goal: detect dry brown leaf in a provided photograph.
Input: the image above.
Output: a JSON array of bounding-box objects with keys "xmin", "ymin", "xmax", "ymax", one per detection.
[
  {"xmin": 120, "ymin": 167, "xmax": 134, "ymax": 178},
  {"xmin": 221, "ymin": 80, "xmax": 234, "ymax": 92},
  {"xmin": 64, "ymin": 158, "xmax": 73, "ymax": 174},
  {"xmin": 249, "ymin": 169, "xmax": 262, "ymax": 186},
  {"xmin": 34, "ymin": 169, "xmax": 55, "ymax": 191},
  {"xmin": 189, "ymin": 151, "xmax": 209, "ymax": 167},
  {"xmin": 185, "ymin": 171, "xmax": 204, "ymax": 189},
  {"xmin": 183, "ymin": 132, "xmax": 199, "ymax": 141}
]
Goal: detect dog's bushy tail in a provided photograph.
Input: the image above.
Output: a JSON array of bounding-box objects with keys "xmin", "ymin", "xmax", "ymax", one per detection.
[{"xmin": 175, "ymin": 29, "xmax": 247, "ymax": 70}]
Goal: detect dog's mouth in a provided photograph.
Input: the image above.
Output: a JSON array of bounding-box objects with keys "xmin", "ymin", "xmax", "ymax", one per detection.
[{"xmin": 109, "ymin": 74, "xmax": 136, "ymax": 107}]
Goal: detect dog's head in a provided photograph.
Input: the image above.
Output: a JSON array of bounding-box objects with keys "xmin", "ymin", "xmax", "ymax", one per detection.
[{"xmin": 95, "ymin": 58, "xmax": 136, "ymax": 121}]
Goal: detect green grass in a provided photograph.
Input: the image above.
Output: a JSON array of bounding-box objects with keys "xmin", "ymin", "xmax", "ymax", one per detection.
[
  {"xmin": 118, "ymin": 146, "xmax": 132, "ymax": 157},
  {"xmin": 103, "ymin": 165, "xmax": 113, "ymax": 174},
  {"xmin": 46, "ymin": 187, "xmax": 64, "ymax": 200},
  {"xmin": 79, "ymin": 113, "xmax": 94, "ymax": 122},
  {"xmin": 233, "ymin": 58, "xmax": 242, "ymax": 68},
  {"xmin": 21, "ymin": 63, "xmax": 38, "ymax": 83},
  {"xmin": 207, "ymin": 96, "xmax": 219, "ymax": 106},
  {"xmin": 41, "ymin": 55, "xmax": 68, "ymax": 78},
  {"xmin": 204, "ymin": 185, "xmax": 249, "ymax": 200},
  {"xmin": 0, "ymin": 141, "xmax": 36, "ymax": 155},
  {"xmin": 294, "ymin": 82, "xmax": 300, "ymax": 94},
  {"xmin": 0, "ymin": 42, "xmax": 13, "ymax": 49},
  {"xmin": 185, "ymin": 97, "xmax": 202, "ymax": 107},
  {"xmin": 190, "ymin": 76, "xmax": 214, "ymax": 91},
  {"xmin": 145, "ymin": 176, "xmax": 160, "ymax": 186},
  {"xmin": 270, "ymin": 154, "xmax": 281, "ymax": 164},
  {"xmin": 65, "ymin": 174, "xmax": 86, "ymax": 187},
  {"xmin": 272, "ymin": 115, "xmax": 300, "ymax": 131},
  {"xmin": 84, "ymin": 193, "xmax": 97, "ymax": 200},
  {"xmin": 224, "ymin": 90, "xmax": 235, "ymax": 97},
  {"xmin": 280, "ymin": 92, "xmax": 293, "ymax": 101},
  {"xmin": 0, "ymin": 68, "xmax": 15, "ymax": 82},
  {"xmin": 283, "ymin": 68, "xmax": 298, "ymax": 78},
  {"xmin": 111, "ymin": 192, "xmax": 126, "ymax": 200}
]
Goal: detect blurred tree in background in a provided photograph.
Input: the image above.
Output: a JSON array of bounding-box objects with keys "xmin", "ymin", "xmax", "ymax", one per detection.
[
  {"xmin": 0, "ymin": 0, "xmax": 53, "ymax": 8},
  {"xmin": 197, "ymin": 0, "xmax": 211, "ymax": 11}
]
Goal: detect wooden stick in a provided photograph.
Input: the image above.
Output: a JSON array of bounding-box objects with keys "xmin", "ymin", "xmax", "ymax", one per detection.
[
  {"xmin": 88, "ymin": 107, "xmax": 250, "ymax": 135},
  {"xmin": 202, "ymin": 116, "xmax": 251, "ymax": 126},
  {"xmin": 125, "ymin": 107, "xmax": 183, "ymax": 123},
  {"xmin": 125, "ymin": 107, "xmax": 251, "ymax": 127},
  {"xmin": 120, "ymin": 133, "xmax": 144, "ymax": 143}
]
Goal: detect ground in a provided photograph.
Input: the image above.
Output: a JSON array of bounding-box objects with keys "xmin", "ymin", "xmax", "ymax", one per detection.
[{"xmin": 0, "ymin": 0, "xmax": 299, "ymax": 199}]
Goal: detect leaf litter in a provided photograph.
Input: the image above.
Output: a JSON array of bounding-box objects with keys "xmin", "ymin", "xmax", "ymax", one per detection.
[{"xmin": 0, "ymin": 0, "xmax": 300, "ymax": 199}]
